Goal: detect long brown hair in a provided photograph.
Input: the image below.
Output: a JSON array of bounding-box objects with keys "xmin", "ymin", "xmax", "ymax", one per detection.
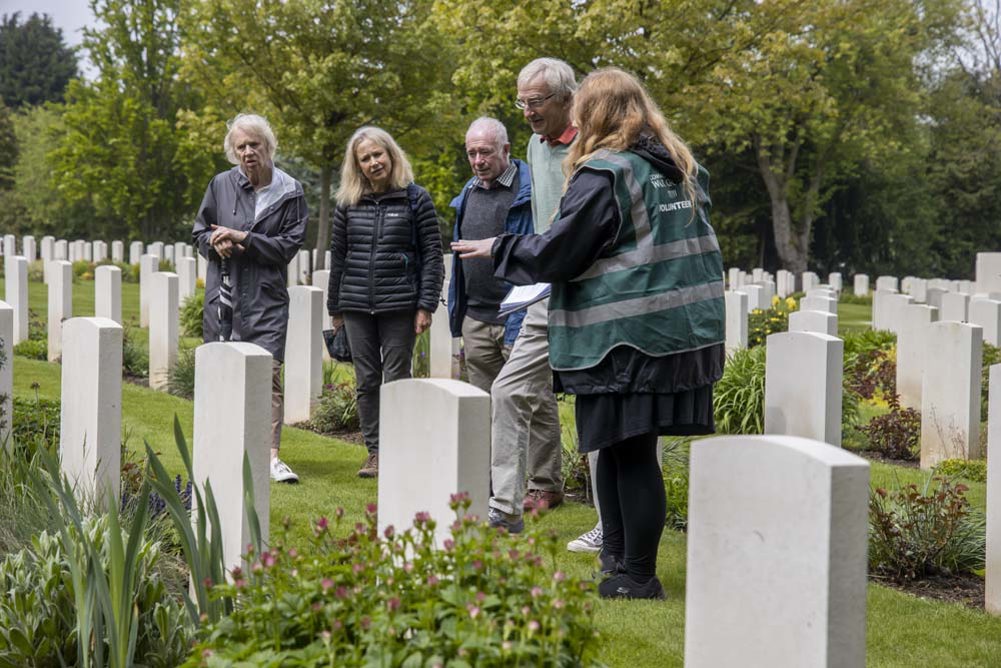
[{"xmin": 565, "ymin": 68, "xmax": 697, "ymax": 199}]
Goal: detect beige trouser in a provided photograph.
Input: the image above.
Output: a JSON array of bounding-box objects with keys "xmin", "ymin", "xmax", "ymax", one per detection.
[
  {"xmin": 271, "ymin": 360, "xmax": 283, "ymax": 451},
  {"xmin": 461, "ymin": 318, "xmax": 510, "ymax": 393},
  {"xmin": 489, "ymin": 299, "xmax": 562, "ymax": 516}
]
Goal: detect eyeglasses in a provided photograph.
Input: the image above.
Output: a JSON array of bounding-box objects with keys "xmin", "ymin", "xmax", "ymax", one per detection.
[{"xmin": 514, "ymin": 93, "xmax": 556, "ymax": 110}]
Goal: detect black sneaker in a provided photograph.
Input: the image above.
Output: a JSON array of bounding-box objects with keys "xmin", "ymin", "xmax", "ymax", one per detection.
[
  {"xmin": 487, "ymin": 507, "xmax": 524, "ymax": 534},
  {"xmin": 598, "ymin": 574, "xmax": 666, "ymax": 600},
  {"xmin": 598, "ymin": 551, "xmax": 624, "ymax": 577}
]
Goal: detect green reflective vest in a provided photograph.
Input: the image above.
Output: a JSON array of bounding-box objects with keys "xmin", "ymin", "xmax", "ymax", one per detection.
[{"xmin": 548, "ymin": 149, "xmax": 725, "ymax": 371}]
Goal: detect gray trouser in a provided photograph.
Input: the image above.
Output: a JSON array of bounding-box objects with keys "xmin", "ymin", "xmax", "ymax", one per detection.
[
  {"xmin": 461, "ymin": 317, "xmax": 510, "ymax": 393},
  {"xmin": 489, "ymin": 299, "xmax": 562, "ymax": 516},
  {"xmin": 344, "ymin": 310, "xmax": 416, "ymax": 454}
]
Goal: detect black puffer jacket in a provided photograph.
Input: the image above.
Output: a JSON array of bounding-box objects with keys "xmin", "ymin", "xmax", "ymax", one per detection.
[{"xmin": 327, "ymin": 185, "xmax": 444, "ymax": 315}]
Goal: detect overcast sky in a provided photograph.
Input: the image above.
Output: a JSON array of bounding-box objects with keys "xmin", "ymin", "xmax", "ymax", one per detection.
[{"xmin": 1, "ymin": 0, "xmax": 96, "ymax": 75}]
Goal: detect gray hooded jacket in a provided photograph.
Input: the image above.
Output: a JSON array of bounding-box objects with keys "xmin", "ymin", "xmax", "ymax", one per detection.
[{"xmin": 192, "ymin": 165, "xmax": 307, "ymax": 362}]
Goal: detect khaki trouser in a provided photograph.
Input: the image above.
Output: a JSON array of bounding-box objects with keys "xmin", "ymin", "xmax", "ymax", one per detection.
[
  {"xmin": 489, "ymin": 298, "xmax": 562, "ymax": 516},
  {"xmin": 271, "ymin": 360, "xmax": 283, "ymax": 451},
  {"xmin": 461, "ymin": 318, "xmax": 510, "ymax": 393}
]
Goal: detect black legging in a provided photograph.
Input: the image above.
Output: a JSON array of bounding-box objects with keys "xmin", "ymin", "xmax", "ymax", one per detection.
[{"xmin": 596, "ymin": 432, "xmax": 666, "ymax": 581}]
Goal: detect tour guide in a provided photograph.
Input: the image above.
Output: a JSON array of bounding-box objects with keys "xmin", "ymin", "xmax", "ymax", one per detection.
[{"xmin": 452, "ymin": 67, "xmax": 725, "ymax": 600}]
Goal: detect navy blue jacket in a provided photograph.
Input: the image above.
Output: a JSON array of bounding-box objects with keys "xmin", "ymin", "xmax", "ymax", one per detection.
[{"xmin": 448, "ymin": 158, "xmax": 533, "ymax": 345}]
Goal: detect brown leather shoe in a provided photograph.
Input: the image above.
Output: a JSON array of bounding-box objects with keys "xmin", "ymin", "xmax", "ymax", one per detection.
[
  {"xmin": 358, "ymin": 452, "xmax": 378, "ymax": 478},
  {"xmin": 523, "ymin": 489, "xmax": 564, "ymax": 511}
]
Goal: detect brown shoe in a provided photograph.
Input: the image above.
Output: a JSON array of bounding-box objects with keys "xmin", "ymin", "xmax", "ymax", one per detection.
[
  {"xmin": 358, "ymin": 452, "xmax": 378, "ymax": 478},
  {"xmin": 523, "ymin": 489, "xmax": 564, "ymax": 511}
]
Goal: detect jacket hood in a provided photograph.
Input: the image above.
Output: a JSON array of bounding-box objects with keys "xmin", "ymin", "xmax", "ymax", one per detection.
[{"xmin": 631, "ymin": 134, "xmax": 686, "ymax": 184}]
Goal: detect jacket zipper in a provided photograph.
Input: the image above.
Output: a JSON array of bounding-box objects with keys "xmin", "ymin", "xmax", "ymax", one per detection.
[{"xmin": 368, "ymin": 204, "xmax": 382, "ymax": 313}]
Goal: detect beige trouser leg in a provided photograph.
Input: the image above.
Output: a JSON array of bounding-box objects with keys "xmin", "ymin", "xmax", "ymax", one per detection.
[
  {"xmin": 271, "ymin": 360, "xmax": 283, "ymax": 453},
  {"xmin": 489, "ymin": 299, "xmax": 562, "ymax": 516},
  {"xmin": 461, "ymin": 318, "xmax": 510, "ymax": 393}
]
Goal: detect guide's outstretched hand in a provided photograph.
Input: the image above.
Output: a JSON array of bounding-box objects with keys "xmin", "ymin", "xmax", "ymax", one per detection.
[{"xmin": 451, "ymin": 237, "xmax": 495, "ymax": 260}]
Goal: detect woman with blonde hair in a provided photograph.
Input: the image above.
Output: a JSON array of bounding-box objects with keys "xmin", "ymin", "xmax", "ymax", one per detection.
[
  {"xmin": 327, "ymin": 126, "xmax": 444, "ymax": 478},
  {"xmin": 453, "ymin": 68, "xmax": 725, "ymax": 599}
]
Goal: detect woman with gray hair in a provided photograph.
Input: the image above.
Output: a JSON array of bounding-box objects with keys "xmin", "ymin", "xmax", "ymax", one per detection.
[
  {"xmin": 327, "ymin": 126, "xmax": 444, "ymax": 478},
  {"xmin": 192, "ymin": 113, "xmax": 308, "ymax": 484}
]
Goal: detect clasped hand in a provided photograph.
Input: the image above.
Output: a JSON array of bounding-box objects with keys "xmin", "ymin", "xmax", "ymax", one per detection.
[{"xmin": 210, "ymin": 224, "xmax": 248, "ymax": 258}]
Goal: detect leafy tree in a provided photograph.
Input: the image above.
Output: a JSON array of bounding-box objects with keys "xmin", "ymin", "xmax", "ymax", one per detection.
[
  {"xmin": 181, "ymin": 0, "xmax": 460, "ymax": 268},
  {"xmin": 0, "ymin": 12, "xmax": 78, "ymax": 108},
  {"xmin": 49, "ymin": 0, "xmax": 223, "ymax": 240},
  {"xmin": 0, "ymin": 101, "xmax": 15, "ymax": 190}
]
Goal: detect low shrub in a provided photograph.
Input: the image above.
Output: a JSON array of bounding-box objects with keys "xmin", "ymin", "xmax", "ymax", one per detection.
[
  {"xmin": 123, "ymin": 326, "xmax": 149, "ymax": 378},
  {"xmin": 11, "ymin": 396, "xmax": 60, "ymax": 450},
  {"xmin": 560, "ymin": 420, "xmax": 590, "ymax": 500},
  {"xmin": 71, "ymin": 260, "xmax": 91, "ymax": 280},
  {"xmin": 860, "ymin": 395, "xmax": 920, "ymax": 460},
  {"xmin": 844, "ymin": 336, "xmax": 896, "ymax": 401},
  {"xmin": 187, "ymin": 498, "xmax": 600, "ymax": 666},
  {"xmin": 714, "ymin": 346, "xmax": 766, "ymax": 434},
  {"xmin": 158, "ymin": 259, "xmax": 174, "ymax": 273},
  {"xmin": 934, "ymin": 458, "xmax": 987, "ymax": 483},
  {"xmin": 869, "ymin": 477, "xmax": 985, "ymax": 582},
  {"xmin": 662, "ymin": 438, "xmax": 690, "ymax": 531},
  {"xmin": 166, "ymin": 346, "xmax": 196, "ymax": 399},
  {"xmin": 412, "ymin": 329, "xmax": 430, "ymax": 378},
  {"xmin": 13, "ymin": 339, "xmax": 46, "ymax": 360},
  {"xmin": 308, "ymin": 381, "xmax": 360, "ymax": 433},
  {"xmin": 747, "ymin": 295, "xmax": 797, "ymax": 348},
  {"xmin": 26, "ymin": 260, "xmax": 44, "ymax": 282},
  {"xmin": 180, "ymin": 292, "xmax": 204, "ymax": 339}
]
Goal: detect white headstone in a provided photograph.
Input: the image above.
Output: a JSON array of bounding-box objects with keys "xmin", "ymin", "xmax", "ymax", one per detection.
[
  {"xmin": 283, "ymin": 286, "xmax": 323, "ymax": 423},
  {"xmin": 875, "ymin": 275, "xmax": 898, "ymax": 293},
  {"xmin": 896, "ymin": 304, "xmax": 938, "ymax": 410},
  {"xmin": 940, "ymin": 292, "xmax": 969, "ymax": 323},
  {"xmin": 986, "ymin": 364, "xmax": 1001, "ymax": 615},
  {"xmin": 95, "ymin": 265, "xmax": 122, "ymax": 325},
  {"xmin": 728, "ymin": 267, "xmax": 740, "ymax": 289},
  {"xmin": 83, "ymin": 242, "xmax": 93, "ymax": 262},
  {"xmin": 743, "ymin": 284, "xmax": 766, "ymax": 311},
  {"xmin": 926, "ymin": 287, "xmax": 947, "ymax": 311},
  {"xmin": 47, "ymin": 261, "xmax": 72, "ymax": 362},
  {"xmin": 4, "ymin": 256, "xmax": 27, "ymax": 344},
  {"xmin": 54, "ymin": 239, "xmax": 67, "ymax": 261},
  {"xmin": 164, "ymin": 245, "xmax": 174, "ymax": 264},
  {"xmin": 173, "ymin": 242, "xmax": 186, "ymax": 263},
  {"xmin": 800, "ymin": 295, "xmax": 837, "ymax": 315},
  {"xmin": 429, "ymin": 255, "xmax": 453, "ymax": 378},
  {"xmin": 21, "ymin": 236, "xmax": 35, "ymax": 263},
  {"xmin": 139, "ymin": 254, "xmax": 159, "ymax": 328},
  {"xmin": 297, "ymin": 249, "xmax": 311, "ymax": 284},
  {"xmin": 147, "ymin": 241, "xmax": 163, "ymax": 259},
  {"xmin": 197, "ymin": 252, "xmax": 207, "ymax": 281},
  {"xmin": 193, "ymin": 342, "xmax": 271, "ymax": 572},
  {"xmin": 177, "ymin": 256, "xmax": 197, "ymax": 304},
  {"xmin": 765, "ymin": 331, "xmax": 843, "ymax": 446},
  {"xmin": 0, "ymin": 302, "xmax": 11, "ymax": 447},
  {"xmin": 751, "ymin": 268, "xmax": 764, "ymax": 283},
  {"xmin": 1, "ymin": 235, "xmax": 14, "ymax": 257},
  {"xmin": 111, "ymin": 240, "xmax": 124, "ymax": 263},
  {"xmin": 287, "ymin": 254, "xmax": 299, "ymax": 287},
  {"xmin": 801, "ymin": 271, "xmax": 819, "ymax": 293},
  {"xmin": 976, "ymin": 252, "xmax": 1001, "ymax": 295},
  {"xmin": 725, "ymin": 290, "xmax": 749, "ymax": 355},
  {"xmin": 828, "ymin": 272, "xmax": 843, "ymax": 293},
  {"xmin": 129, "ymin": 241, "xmax": 143, "ymax": 265},
  {"xmin": 969, "ymin": 299, "xmax": 1001, "ymax": 347},
  {"xmin": 788, "ymin": 309, "xmax": 837, "ymax": 336},
  {"xmin": 93, "ymin": 240, "xmax": 107, "ymax": 263},
  {"xmin": 312, "ymin": 270, "xmax": 332, "ymax": 361},
  {"xmin": 882, "ymin": 293, "xmax": 915, "ymax": 336},
  {"xmin": 853, "ymin": 274, "xmax": 869, "ymax": 297},
  {"xmin": 920, "ymin": 322, "xmax": 983, "ymax": 469},
  {"xmin": 685, "ymin": 435, "xmax": 868, "ymax": 668},
  {"xmin": 148, "ymin": 272, "xmax": 179, "ymax": 391},
  {"xmin": 776, "ymin": 269, "xmax": 793, "ymax": 298},
  {"xmin": 959, "ymin": 280, "xmax": 974, "ymax": 295},
  {"xmin": 40, "ymin": 236, "xmax": 54, "ymax": 263},
  {"xmin": 59, "ymin": 317, "xmax": 122, "ymax": 503},
  {"xmin": 324, "ymin": 250, "xmax": 332, "ymax": 271},
  {"xmin": 378, "ymin": 379, "xmax": 490, "ymax": 545}
]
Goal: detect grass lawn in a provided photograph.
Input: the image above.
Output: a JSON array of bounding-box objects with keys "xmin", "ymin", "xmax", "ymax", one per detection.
[
  {"xmin": 6, "ymin": 284, "xmax": 1001, "ymax": 666},
  {"xmin": 839, "ymin": 300, "xmax": 873, "ymax": 333}
]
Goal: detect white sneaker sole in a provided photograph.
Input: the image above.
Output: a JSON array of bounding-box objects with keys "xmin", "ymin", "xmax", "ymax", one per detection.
[{"xmin": 566, "ymin": 541, "xmax": 602, "ymax": 553}]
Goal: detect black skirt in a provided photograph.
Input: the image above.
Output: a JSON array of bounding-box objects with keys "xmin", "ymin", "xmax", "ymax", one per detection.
[{"xmin": 573, "ymin": 385, "xmax": 716, "ymax": 453}]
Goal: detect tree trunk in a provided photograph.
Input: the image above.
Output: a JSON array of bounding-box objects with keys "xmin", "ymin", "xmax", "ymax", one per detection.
[
  {"xmin": 314, "ymin": 164, "xmax": 332, "ymax": 270},
  {"xmin": 755, "ymin": 138, "xmax": 808, "ymax": 273}
]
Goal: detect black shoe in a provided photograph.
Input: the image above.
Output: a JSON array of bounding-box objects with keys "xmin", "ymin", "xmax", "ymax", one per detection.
[
  {"xmin": 598, "ymin": 551, "xmax": 624, "ymax": 577},
  {"xmin": 598, "ymin": 574, "xmax": 666, "ymax": 600}
]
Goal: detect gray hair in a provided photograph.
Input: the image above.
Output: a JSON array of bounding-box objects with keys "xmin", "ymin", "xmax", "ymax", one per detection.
[
  {"xmin": 466, "ymin": 117, "xmax": 508, "ymax": 149},
  {"xmin": 517, "ymin": 58, "xmax": 577, "ymax": 101},
  {"xmin": 224, "ymin": 113, "xmax": 278, "ymax": 165}
]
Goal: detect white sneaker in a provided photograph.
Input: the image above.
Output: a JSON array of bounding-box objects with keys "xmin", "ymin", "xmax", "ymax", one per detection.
[
  {"xmin": 270, "ymin": 457, "xmax": 299, "ymax": 484},
  {"xmin": 567, "ymin": 525, "xmax": 602, "ymax": 553}
]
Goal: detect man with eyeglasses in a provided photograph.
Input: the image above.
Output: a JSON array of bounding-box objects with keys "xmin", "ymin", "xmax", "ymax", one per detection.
[
  {"xmin": 485, "ymin": 58, "xmax": 591, "ymax": 538},
  {"xmin": 448, "ymin": 117, "xmax": 533, "ymax": 398}
]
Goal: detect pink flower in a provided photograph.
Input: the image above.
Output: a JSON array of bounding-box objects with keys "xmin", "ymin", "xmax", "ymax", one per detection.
[
  {"xmin": 366, "ymin": 503, "xmax": 378, "ymax": 515},
  {"xmin": 443, "ymin": 539, "xmax": 455, "ymax": 551},
  {"xmin": 471, "ymin": 560, "xmax": 483, "ymax": 571},
  {"xmin": 427, "ymin": 575, "xmax": 439, "ymax": 586},
  {"xmin": 467, "ymin": 604, "xmax": 481, "ymax": 619},
  {"xmin": 361, "ymin": 616, "xmax": 371, "ymax": 630},
  {"xmin": 404, "ymin": 562, "xmax": 414, "ymax": 573},
  {"xmin": 531, "ymin": 586, "xmax": 543, "ymax": 598},
  {"xmin": 553, "ymin": 571, "xmax": 565, "ymax": 582},
  {"xmin": 321, "ymin": 578, "xmax": 334, "ymax": 592},
  {"xmin": 414, "ymin": 511, "xmax": 431, "ymax": 525},
  {"xmin": 476, "ymin": 591, "xmax": 486, "ymax": 602},
  {"xmin": 528, "ymin": 620, "xmax": 540, "ymax": 632},
  {"xmin": 387, "ymin": 597, "xmax": 401, "ymax": 612},
  {"xmin": 384, "ymin": 525, "xmax": 395, "ymax": 539},
  {"xmin": 335, "ymin": 507, "xmax": 345, "ymax": 519},
  {"xmin": 335, "ymin": 586, "xmax": 348, "ymax": 599},
  {"xmin": 288, "ymin": 548, "xmax": 299, "ymax": 559}
]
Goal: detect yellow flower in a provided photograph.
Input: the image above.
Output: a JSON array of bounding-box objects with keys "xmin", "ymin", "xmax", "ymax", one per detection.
[
  {"xmin": 785, "ymin": 297, "xmax": 797, "ymax": 310},
  {"xmin": 771, "ymin": 295, "xmax": 781, "ymax": 307}
]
